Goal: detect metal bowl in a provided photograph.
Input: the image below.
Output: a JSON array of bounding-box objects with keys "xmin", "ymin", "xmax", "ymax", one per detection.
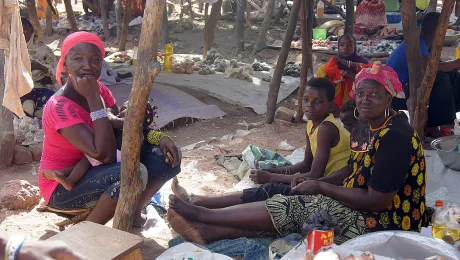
[
  {"xmin": 444, "ymin": 34, "xmax": 459, "ymax": 46},
  {"xmin": 431, "ymin": 135, "xmax": 460, "ymax": 171}
]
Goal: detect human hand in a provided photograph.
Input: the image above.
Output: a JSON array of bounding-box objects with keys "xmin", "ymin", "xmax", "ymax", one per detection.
[
  {"xmin": 290, "ymin": 179, "xmax": 320, "ymax": 196},
  {"xmin": 249, "ymin": 170, "xmax": 275, "ymax": 184},
  {"xmin": 160, "ymin": 136, "xmax": 180, "ymax": 168},
  {"xmin": 68, "ymin": 75, "xmax": 100, "ymax": 100},
  {"xmin": 17, "ymin": 240, "xmax": 84, "ymax": 260}
]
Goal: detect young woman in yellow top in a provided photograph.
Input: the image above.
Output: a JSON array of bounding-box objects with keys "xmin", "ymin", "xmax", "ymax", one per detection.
[{"xmin": 170, "ymin": 78, "xmax": 351, "ymax": 207}]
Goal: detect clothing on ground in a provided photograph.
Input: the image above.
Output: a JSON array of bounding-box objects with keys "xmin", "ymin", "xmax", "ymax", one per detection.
[
  {"xmin": 0, "ymin": 0, "xmax": 33, "ymax": 117},
  {"xmin": 306, "ymin": 114, "xmax": 350, "ymax": 177}
]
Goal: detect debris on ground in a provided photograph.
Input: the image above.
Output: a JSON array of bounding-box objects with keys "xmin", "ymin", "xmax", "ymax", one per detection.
[
  {"xmin": 252, "ymin": 59, "xmax": 271, "ymax": 72},
  {"xmin": 284, "ymin": 62, "xmax": 301, "ymax": 77},
  {"xmin": 275, "ymin": 106, "xmax": 295, "ymax": 122},
  {"xmin": 278, "ymin": 140, "xmax": 295, "ymax": 151},
  {"xmin": 225, "ymin": 64, "xmax": 255, "ymax": 82},
  {"xmin": 172, "ymin": 59, "xmax": 194, "ymax": 74}
]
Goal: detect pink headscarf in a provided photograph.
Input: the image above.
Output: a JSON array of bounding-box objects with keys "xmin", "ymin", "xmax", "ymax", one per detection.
[
  {"xmin": 354, "ymin": 61, "xmax": 405, "ymax": 99},
  {"xmin": 56, "ymin": 32, "xmax": 106, "ymax": 85}
]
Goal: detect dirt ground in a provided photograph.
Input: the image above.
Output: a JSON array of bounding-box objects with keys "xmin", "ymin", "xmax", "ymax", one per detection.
[{"xmin": 1, "ymin": 1, "xmax": 459, "ymax": 258}]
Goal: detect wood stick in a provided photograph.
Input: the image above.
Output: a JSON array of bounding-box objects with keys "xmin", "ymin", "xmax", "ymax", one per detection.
[
  {"xmin": 0, "ymin": 51, "xmax": 15, "ymax": 169},
  {"xmin": 401, "ymin": 0, "xmax": 422, "ymax": 124},
  {"xmin": 344, "ymin": 0, "xmax": 354, "ymax": 35},
  {"xmin": 46, "ymin": 4, "xmax": 53, "ymax": 36},
  {"xmin": 413, "ymin": 0, "xmax": 455, "ymax": 137},
  {"xmin": 27, "ymin": 0, "xmax": 43, "ymax": 41},
  {"xmin": 112, "ymin": 0, "xmax": 165, "ymax": 232},
  {"xmin": 162, "ymin": 5, "xmax": 169, "ymax": 44},
  {"xmin": 296, "ymin": 0, "xmax": 313, "ymax": 122},
  {"xmin": 321, "ymin": 0, "xmax": 345, "ymax": 19},
  {"xmin": 100, "ymin": 0, "xmax": 111, "ymax": 40},
  {"xmin": 252, "ymin": 0, "xmax": 275, "ymax": 54},
  {"xmin": 116, "ymin": 0, "xmax": 122, "ymax": 41},
  {"xmin": 236, "ymin": 0, "xmax": 245, "ymax": 52},
  {"xmin": 204, "ymin": 0, "xmax": 223, "ymax": 56},
  {"xmin": 64, "ymin": 0, "xmax": 79, "ymax": 32},
  {"xmin": 246, "ymin": 0, "xmax": 251, "ymax": 27},
  {"xmin": 119, "ymin": 0, "xmax": 132, "ymax": 51},
  {"xmin": 265, "ymin": 0, "xmax": 301, "ymax": 124}
]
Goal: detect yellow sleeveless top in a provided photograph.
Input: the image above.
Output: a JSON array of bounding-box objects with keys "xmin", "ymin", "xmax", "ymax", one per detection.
[{"xmin": 306, "ymin": 114, "xmax": 350, "ymax": 176}]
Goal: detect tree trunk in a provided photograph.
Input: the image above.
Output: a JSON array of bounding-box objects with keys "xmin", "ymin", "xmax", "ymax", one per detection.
[
  {"xmin": 119, "ymin": 0, "xmax": 132, "ymax": 51},
  {"xmin": 265, "ymin": 0, "xmax": 301, "ymax": 124},
  {"xmin": 64, "ymin": 0, "xmax": 79, "ymax": 32},
  {"xmin": 27, "ymin": 0, "xmax": 43, "ymax": 41},
  {"xmin": 246, "ymin": 1, "xmax": 251, "ymax": 26},
  {"xmin": 0, "ymin": 51, "xmax": 15, "ymax": 170},
  {"xmin": 100, "ymin": 0, "xmax": 111, "ymax": 40},
  {"xmin": 205, "ymin": 3, "xmax": 209, "ymax": 20},
  {"xmin": 46, "ymin": 4, "xmax": 53, "ymax": 36},
  {"xmin": 236, "ymin": 0, "xmax": 245, "ymax": 52},
  {"xmin": 413, "ymin": 0, "xmax": 455, "ymax": 137},
  {"xmin": 296, "ymin": 0, "xmax": 313, "ymax": 122},
  {"xmin": 253, "ymin": 0, "xmax": 276, "ymax": 54},
  {"xmin": 162, "ymin": 5, "xmax": 169, "ymax": 44},
  {"xmin": 401, "ymin": 0, "xmax": 422, "ymax": 124},
  {"xmin": 428, "ymin": 0, "xmax": 438, "ymax": 12},
  {"xmin": 188, "ymin": 0, "xmax": 194, "ymax": 20},
  {"xmin": 274, "ymin": 0, "xmax": 284, "ymax": 25},
  {"xmin": 112, "ymin": 0, "xmax": 165, "ymax": 232},
  {"xmin": 199, "ymin": 2, "xmax": 204, "ymax": 13},
  {"xmin": 344, "ymin": 0, "xmax": 354, "ymax": 35},
  {"xmin": 116, "ymin": 0, "xmax": 122, "ymax": 41},
  {"xmin": 204, "ymin": 0, "xmax": 223, "ymax": 56}
]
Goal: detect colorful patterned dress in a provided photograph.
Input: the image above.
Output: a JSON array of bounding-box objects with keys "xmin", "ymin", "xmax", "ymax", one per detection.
[{"xmin": 264, "ymin": 113, "xmax": 427, "ymax": 243}]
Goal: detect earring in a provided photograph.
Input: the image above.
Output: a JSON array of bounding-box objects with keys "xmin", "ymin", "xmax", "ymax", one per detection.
[
  {"xmin": 385, "ymin": 105, "xmax": 390, "ymax": 119},
  {"xmin": 354, "ymin": 107, "xmax": 362, "ymax": 120}
]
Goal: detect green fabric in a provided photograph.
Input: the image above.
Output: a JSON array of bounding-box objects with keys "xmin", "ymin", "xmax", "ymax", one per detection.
[
  {"xmin": 244, "ymin": 145, "xmax": 292, "ymax": 169},
  {"xmin": 385, "ymin": 0, "xmax": 400, "ymax": 12}
]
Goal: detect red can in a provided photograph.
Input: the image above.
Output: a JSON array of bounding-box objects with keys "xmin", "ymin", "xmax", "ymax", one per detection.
[{"xmin": 307, "ymin": 230, "xmax": 335, "ymax": 254}]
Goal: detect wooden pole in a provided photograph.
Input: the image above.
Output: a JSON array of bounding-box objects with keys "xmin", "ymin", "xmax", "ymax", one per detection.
[
  {"xmin": 344, "ymin": 0, "xmax": 354, "ymax": 35},
  {"xmin": 119, "ymin": 0, "xmax": 132, "ymax": 51},
  {"xmin": 204, "ymin": 0, "xmax": 223, "ymax": 56},
  {"xmin": 112, "ymin": 0, "xmax": 165, "ymax": 232},
  {"xmin": 253, "ymin": 0, "xmax": 275, "ymax": 54},
  {"xmin": 274, "ymin": 0, "xmax": 284, "ymax": 25},
  {"xmin": 236, "ymin": 0, "xmax": 245, "ymax": 52},
  {"xmin": 100, "ymin": 0, "xmax": 111, "ymax": 40},
  {"xmin": 246, "ymin": 1, "xmax": 251, "ymax": 26},
  {"xmin": 204, "ymin": 3, "xmax": 209, "ymax": 20},
  {"xmin": 116, "ymin": 0, "xmax": 122, "ymax": 41},
  {"xmin": 161, "ymin": 5, "xmax": 169, "ymax": 44},
  {"xmin": 27, "ymin": 0, "xmax": 44, "ymax": 41},
  {"xmin": 428, "ymin": 0, "xmax": 437, "ymax": 12},
  {"xmin": 413, "ymin": 0, "xmax": 455, "ymax": 137},
  {"xmin": 0, "ymin": 51, "xmax": 15, "ymax": 170},
  {"xmin": 46, "ymin": 4, "xmax": 53, "ymax": 36},
  {"xmin": 401, "ymin": 0, "xmax": 422, "ymax": 124},
  {"xmin": 265, "ymin": 0, "xmax": 301, "ymax": 124},
  {"xmin": 64, "ymin": 0, "xmax": 79, "ymax": 32},
  {"xmin": 296, "ymin": 0, "xmax": 313, "ymax": 122}
]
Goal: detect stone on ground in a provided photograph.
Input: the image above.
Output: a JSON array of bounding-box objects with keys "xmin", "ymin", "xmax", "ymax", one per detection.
[
  {"xmin": 13, "ymin": 145, "xmax": 33, "ymax": 165},
  {"xmin": 275, "ymin": 106, "xmax": 295, "ymax": 122},
  {"xmin": 28, "ymin": 143, "xmax": 43, "ymax": 162},
  {"xmin": 0, "ymin": 180, "xmax": 41, "ymax": 210}
]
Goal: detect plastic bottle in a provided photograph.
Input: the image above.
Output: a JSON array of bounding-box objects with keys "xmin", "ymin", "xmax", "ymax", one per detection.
[
  {"xmin": 163, "ymin": 43, "xmax": 174, "ymax": 72},
  {"xmin": 432, "ymin": 200, "xmax": 447, "ymax": 239},
  {"xmin": 132, "ymin": 44, "xmax": 139, "ymax": 66},
  {"xmin": 456, "ymin": 41, "xmax": 460, "ymax": 60},
  {"xmin": 317, "ymin": 1, "xmax": 324, "ymax": 17}
]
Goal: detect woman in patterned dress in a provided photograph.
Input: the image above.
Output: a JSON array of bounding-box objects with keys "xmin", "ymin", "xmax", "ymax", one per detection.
[
  {"xmin": 354, "ymin": 0, "xmax": 398, "ymax": 40},
  {"xmin": 167, "ymin": 61, "xmax": 427, "ymax": 245}
]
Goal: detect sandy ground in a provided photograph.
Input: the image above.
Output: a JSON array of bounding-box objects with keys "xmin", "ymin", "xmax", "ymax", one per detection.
[{"xmin": 2, "ymin": 1, "xmax": 459, "ymax": 258}]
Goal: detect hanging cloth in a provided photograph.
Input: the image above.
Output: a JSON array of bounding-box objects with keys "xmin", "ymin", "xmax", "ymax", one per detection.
[{"xmin": 0, "ymin": 0, "xmax": 34, "ymax": 118}]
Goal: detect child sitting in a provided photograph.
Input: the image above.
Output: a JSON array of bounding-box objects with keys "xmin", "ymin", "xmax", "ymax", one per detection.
[
  {"xmin": 249, "ymin": 77, "xmax": 351, "ymax": 185},
  {"xmin": 41, "ymin": 99, "xmax": 177, "ymax": 190}
]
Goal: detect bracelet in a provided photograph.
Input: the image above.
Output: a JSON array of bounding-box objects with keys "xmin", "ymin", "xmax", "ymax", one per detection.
[
  {"xmin": 146, "ymin": 130, "xmax": 173, "ymax": 146},
  {"xmin": 4, "ymin": 235, "xmax": 26, "ymax": 260},
  {"xmin": 90, "ymin": 109, "xmax": 108, "ymax": 121}
]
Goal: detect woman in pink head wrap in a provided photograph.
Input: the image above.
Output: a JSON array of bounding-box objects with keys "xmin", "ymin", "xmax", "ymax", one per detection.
[
  {"xmin": 162, "ymin": 62, "xmax": 427, "ymax": 246},
  {"xmin": 39, "ymin": 32, "xmax": 181, "ymax": 227}
]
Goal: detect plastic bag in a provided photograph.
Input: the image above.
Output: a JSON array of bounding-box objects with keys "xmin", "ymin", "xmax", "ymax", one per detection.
[{"xmin": 157, "ymin": 243, "xmax": 233, "ymax": 260}]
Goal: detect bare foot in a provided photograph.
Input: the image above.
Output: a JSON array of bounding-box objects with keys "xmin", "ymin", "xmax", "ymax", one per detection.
[
  {"xmin": 171, "ymin": 177, "xmax": 190, "ymax": 202},
  {"xmin": 41, "ymin": 170, "xmax": 73, "ymax": 190},
  {"xmin": 132, "ymin": 213, "xmax": 147, "ymax": 228},
  {"xmin": 168, "ymin": 194, "xmax": 204, "ymax": 222},
  {"xmin": 167, "ymin": 209, "xmax": 207, "ymax": 245}
]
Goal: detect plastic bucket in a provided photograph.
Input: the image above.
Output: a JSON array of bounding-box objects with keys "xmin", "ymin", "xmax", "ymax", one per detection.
[{"xmin": 313, "ymin": 29, "xmax": 327, "ymax": 40}]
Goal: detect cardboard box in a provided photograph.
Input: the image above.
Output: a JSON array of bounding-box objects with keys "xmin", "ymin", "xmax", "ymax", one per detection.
[{"xmin": 307, "ymin": 230, "xmax": 334, "ymax": 254}]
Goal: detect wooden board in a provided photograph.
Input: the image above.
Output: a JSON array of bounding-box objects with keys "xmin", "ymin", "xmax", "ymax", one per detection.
[
  {"xmin": 267, "ymin": 44, "xmax": 391, "ymax": 58},
  {"xmin": 48, "ymin": 221, "xmax": 143, "ymax": 260}
]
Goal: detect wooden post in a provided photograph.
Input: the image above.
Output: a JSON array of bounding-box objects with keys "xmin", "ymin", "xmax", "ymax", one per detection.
[
  {"xmin": 46, "ymin": 4, "xmax": 53, "ymax": 36},
  {"xmin": 401, "ymin": 0, "xmax": 422, "ymax": 124},
  {"xmin": 204, "ymin": 3, "xmax": 209, "ymax": 20},
  {"xmin": 112, "ymin": 0, "xmax": 165, "ymax": 232},
  {"xmin": 199, "ymin": 1, "xmax": 204, "ymax": 13},
  {"xmin": 100, "ymin": 0, "xmax": 111, "ymax": 40},
  {"xmin": 204, "ymin": 0, "xmax": 223, "ymax": 56},
  {"xmin": 265, "ymin": 0, "xmax": 301, "ymax": 124},
  {"xmin": 236, "ymin": 0, "xmax": 245, "ymax": 52},
  {"xmin": 246, "ymin": 1, "xmax": 251, "ymax": 26},
  {"xmin": 296, "ymin": 0, "xmax": 313, "ymax": 122},
  {"xmin": 161, "ymin": 5, "xmax": 169, "ymax": 44},
  {"xmin": 274, "ymin": 0, "xmax": 284, "ymax": 25},
  {"xmin": 27, "ymin": 0, "xmax": 44, "ymax": 41},
  {"xmin": 253, "ymin": 0, "xmax": 275, "ymax": 54},
  {"xmin": 413, "ymin": 0, "xmax": 455, "ymax": 137},
  {"xmin": 64, "ymin": 0, "xmax": 79, "ymax": 32},
  {"xmin": 344, "ymin": 0, "xmax": 354, "ymax": 35},
  {"xmin": 116, "ymin": 0, "xmax": 122, "ymax": 41},
  {"xmin": 0, "ymin": 51, "xmax": 15, "ymax": 170},
  {"xmin": 428, "ymin": 0, "xmax": 437, "ymax": 12},
  {"xmin": 119, "ymin": 0, "xmax": 132, "ymax": 51}
]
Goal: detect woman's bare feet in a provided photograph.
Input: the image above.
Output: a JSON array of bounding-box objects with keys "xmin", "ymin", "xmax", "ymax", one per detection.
[
  {"xmin": 167, "ymin": 209, "xmax": 207, "ymax": 245},
  {"xmin": 171, "ymin": 177, "xmax": 191, "ymax": 202},
  {"xmin": 169, "ymin": 194, "xmax": 204, "ymax": 222}
]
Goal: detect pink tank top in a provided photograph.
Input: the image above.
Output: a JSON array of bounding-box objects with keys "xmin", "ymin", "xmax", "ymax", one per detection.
[{"xmin": 39, "ymin": 83, "xmax": 116, "ymax": 203}]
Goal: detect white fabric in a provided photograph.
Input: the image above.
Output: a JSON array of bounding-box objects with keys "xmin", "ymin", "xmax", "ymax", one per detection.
[{"xmin": 0, "ymin": 0, "xmax": 33, "ymax": 118}]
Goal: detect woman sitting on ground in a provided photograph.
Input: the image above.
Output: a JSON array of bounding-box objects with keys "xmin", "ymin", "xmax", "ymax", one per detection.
[
  {"xmin": 167, "ymin": 62, "xmax": 427, "ymax": 245},
  {"xmin": 318, "ymin": 35, "xmax": 369, "ymax": 114},
  {"xmin": 353, "ymin": 0, "xmax": 399, "ymax": 40},
  {"xmin": 39, "ymin": 32, "xmax": 181, "ymax": 227}
]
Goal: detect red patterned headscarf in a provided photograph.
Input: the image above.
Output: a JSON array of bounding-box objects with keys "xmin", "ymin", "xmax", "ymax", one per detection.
[
  {"xmin": 56, "ymin": 32, "xmax": 105, "ymax": 85},
  {"xmin": 354, "ymin": 61, "xmax": 405, "ymax": 99}
]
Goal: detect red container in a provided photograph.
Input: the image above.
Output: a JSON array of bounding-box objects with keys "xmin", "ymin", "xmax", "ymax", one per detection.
[{"xmin": 307, "ymin": 230, "xmax": 335, "ymax": 254}]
